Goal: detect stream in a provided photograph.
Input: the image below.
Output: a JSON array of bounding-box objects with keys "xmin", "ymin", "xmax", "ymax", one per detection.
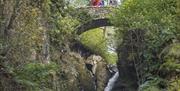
[{"xmin": 104, "ymin": 71, "xmax": 119, "ymax": 91}]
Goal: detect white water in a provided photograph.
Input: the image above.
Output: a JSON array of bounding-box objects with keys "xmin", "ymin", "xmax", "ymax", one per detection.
[{"xmin": 104, "ymin": 72, "xmax": 119, "ymax": 91}]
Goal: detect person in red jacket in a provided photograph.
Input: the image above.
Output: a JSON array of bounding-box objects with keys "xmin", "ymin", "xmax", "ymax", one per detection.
[{"xmin": 91, "ymin": 0, "xmax": 101, "ymax": 6}]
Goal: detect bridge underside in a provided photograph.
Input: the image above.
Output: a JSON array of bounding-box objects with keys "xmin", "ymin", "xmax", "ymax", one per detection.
[{"xmin": 76, "ymin": 18, "xmax": 113, "ymax": 35}]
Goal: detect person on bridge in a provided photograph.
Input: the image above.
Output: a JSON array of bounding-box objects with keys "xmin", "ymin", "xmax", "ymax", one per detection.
[
  {"xmin": 99, "ymin": 0, "xmax": 105, "ymax": 6},
  {"xmin": 91, "ymin": 0, "xmax": 102, "ymax": 6}
]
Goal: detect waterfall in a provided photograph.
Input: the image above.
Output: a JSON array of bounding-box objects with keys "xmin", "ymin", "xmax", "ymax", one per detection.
[{"xmin": 104, "ymin": 72, "xmax": 119, "ymax": 91}]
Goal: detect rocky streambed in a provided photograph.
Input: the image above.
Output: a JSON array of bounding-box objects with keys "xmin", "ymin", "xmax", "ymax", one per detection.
[{"xmin": 57, "ymin": 52, "xmax": 119, "ymax": 91}]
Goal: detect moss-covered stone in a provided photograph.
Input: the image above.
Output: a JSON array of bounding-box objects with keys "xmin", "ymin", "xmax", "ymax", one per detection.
[
  {"xmin": 95, "ymin": 61, "xmax": 109, "ymax": 91},
  {"xmin": 58, "ymin": 52, "xmax": 95, "ymax": 91},
  {"xmin": 80, "ymin": 28, "xmax": 117, "ymax": 64}
]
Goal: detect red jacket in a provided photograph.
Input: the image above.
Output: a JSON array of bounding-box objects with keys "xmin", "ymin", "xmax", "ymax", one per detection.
[{"xmin": 91, "ymin": 0, "xmax": 101, "ymax": 6}]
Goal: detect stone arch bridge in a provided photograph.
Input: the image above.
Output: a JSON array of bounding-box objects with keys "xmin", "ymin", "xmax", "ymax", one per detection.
[{"xmin": 75, "ymin": 6, "xmax": 115, "ymax": 35}]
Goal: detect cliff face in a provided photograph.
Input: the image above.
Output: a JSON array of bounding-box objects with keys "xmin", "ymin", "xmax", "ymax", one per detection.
[
  {"xmin": 50, "ymin": 52, "xmax": 110, "ymax": 91},
  {"xmin": 56, "ymin": 52, "xmax": 95, "ymax": 91},
  {"xmin": 114, "ymin": 29, "xmax": 145, "ymax": 91},
  {"xmin": 0, "ymin": 0, "xmax": 50, "ymax": 63},
  {"xmin": 0, "ymin": 0, "xmax": 50, "ymax": 90}
]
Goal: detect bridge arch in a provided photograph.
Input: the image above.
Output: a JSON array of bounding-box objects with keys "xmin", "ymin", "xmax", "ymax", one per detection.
[{"xmin": 76, "ymin": 18, "xmax": 113, "ymax": 35}]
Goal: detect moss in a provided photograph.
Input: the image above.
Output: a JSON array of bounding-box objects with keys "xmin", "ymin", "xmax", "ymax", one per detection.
[
  {"xmin": 14, "ymin": 62, "xmax": 59, "ymax": 90},
  {"xmin": 80, "ymin": 28, "xmax": 117, "ymax": 64},
  {"xmin": 104, "ymin": 52, "xmax": 118, "ymax": 64}
]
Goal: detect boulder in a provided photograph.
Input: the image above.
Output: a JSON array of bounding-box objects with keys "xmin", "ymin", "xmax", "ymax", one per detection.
[
  {"xmin": 58, "ymin": 52, "xmax": 95, "ymax": 91},
  {"xmin": 85, "ymin": 55, "xmax": 110, "ymax": 91}
]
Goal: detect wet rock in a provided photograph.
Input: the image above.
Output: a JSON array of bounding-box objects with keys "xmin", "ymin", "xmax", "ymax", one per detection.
[
  {"xmin": 95, "ymin": 60, "xmax": 109, "ymax": 91},
  {"xmin": 107, "ymin": 64, "xmax": 118, "ymax": 75},
  {"xmin": 85, "ymin": 55, "xmax": 102, "ymax": 75},
  {"xmin": 85, "ymin": 55, "xmax": 110, "ymax": 91},
  {"xmin": 59, "ymin": 52, "xmax": 95, "ymax": 91}
]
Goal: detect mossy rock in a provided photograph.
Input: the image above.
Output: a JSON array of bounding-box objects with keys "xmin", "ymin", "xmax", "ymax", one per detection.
[
  {"xmin": 80, "ymin": 28, "xmax": 117, "ymax": 64},
  {"xmin": 59, "ymin": 52, "xmax": 95, "ymax": 91}
]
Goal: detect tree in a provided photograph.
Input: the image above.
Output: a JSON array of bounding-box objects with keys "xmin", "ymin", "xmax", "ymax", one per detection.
[{"xmin": 111, "ymin": 0, "xmax": 179, "ymax": 90}]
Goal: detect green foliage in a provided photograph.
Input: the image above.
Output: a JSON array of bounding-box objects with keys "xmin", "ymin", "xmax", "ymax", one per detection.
[
  {"xmin": 139, "ymin": 86, "xmax": 160, "ymax": 91},
  {"xmin": 80, "ymin": 28, "xmax": 117, "ymax": 64},
  {"xmin": 158, "ymin": 43, "xmax": 180, "ymax": 91},
  {"xmin": 166, "ymin": 43, "xmax": 180, "ymax": 57},
  {"xmin": 161, "ymin": 60, "xmax": 180, "ymax": 72},
  {"xmin": 111, "ymin": 0, "xmax": 178, "ymax": 71},
  {"xmin": 49, "ymin": 0, "xmax": 93, "ymax": 51},
  {"xmin": 0, "ymin": 0, "xmax": 97, "ymax": 90},
  {"xmin": 2, "ymin": 1, "xmax": 50, "ymax": 69},
  {"xmin": 168, "ymin": 78, "xmax": 180, "ymax": 91},
  {"xmin": 49, "ymin": 16, "xmax": 79, "ymax": 49},
  {"xmin": 112, "ymin": 0, "xmax": 179, "ymax": 90},
  {"xmin": 0, "ymin": 39, "xmax": 4, "ymax": 52},
  {"xmin": 138, "ymin": 77, "xmax": 166, "ymax": 91},
  {"xmin": 80, "ymin": 28, "xmax": 107, "ymax": 55},
  {"xmin": 160, "ymin": 43, "xmax": 180, "ymax": 73},
  {"xmin": 14, "ymin": 62, "xmax": 59, "ymax": 90},
  {"xmin": 2, "ymin": 0, "xmax": 179, "ymax": 90},
  {"xmin": 177, "ymin": 0, "xmax": 180, "ymax": 33},
  {"xmin": 105, "ymin": 52, "xmax": 118, "ymax": 64},
  {"xmin": 46, "ymin": 1, "xmax": 74, "ymax": 55},
  {"xmin": 0, "ymin": 1, "xmax": 53, "ymax": 89},
  {"xmin": 112, "ymin": 0, "xmax": 177, "ymax": 30},
  {"xmin": 112, "ymin": 0, "xmax": 177, "ymax": 51}
]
